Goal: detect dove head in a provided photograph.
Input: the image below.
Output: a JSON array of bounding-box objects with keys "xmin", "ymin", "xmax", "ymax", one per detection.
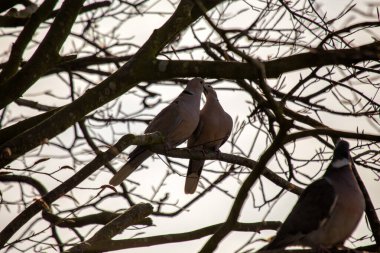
[
  {"xmin": 203, "ymin": 83, "xmax": 217, "ymax": 98},
  {"xmin": 185, "ymin": 78, "xmax": 204, "ymax": 95},
  {"xmin": 331, "ymin": 140, "xmax": 351, "ymax": 168}
]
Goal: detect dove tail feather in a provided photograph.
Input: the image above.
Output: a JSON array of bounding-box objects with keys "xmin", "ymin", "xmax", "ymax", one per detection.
[
  {"xmin": 109, "ymin": 147, "xmax": 153, "ymax": 186},
  {"xmin": 185, "ymin": 159, "xmax": 205, "ymax": 194}
]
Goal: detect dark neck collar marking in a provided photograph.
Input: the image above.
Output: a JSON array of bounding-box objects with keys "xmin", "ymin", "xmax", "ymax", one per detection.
[{"xmin": 184, "ymin": 90, "xmax": 194, "ymax": 95}]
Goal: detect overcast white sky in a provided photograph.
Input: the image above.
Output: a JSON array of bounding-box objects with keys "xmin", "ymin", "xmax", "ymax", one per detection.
[{"xmin": 0, "ymin": 0, "xmax": 379, "ymax": 252}]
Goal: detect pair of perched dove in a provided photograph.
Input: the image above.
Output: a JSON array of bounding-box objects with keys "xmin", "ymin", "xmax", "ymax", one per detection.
[
  {"xmin": 259, "ymin": 140, "xmax": 365, "ymax": 251},
  {"xmin": 109, "ymin": 78, "xmax": 233, "ymax": 194},
  {"xmin": 109, "ymin": 78, "xmax": 365, "ymax": 250}
]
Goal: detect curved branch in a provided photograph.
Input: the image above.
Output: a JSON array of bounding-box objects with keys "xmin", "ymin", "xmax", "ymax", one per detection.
[
  {"xmin": 0, "ymin": 132, "xmax": 164, "ymax": 248},
  {"xmin": 351, "ymin": 162, "xmax": 380, "ymax": 249},
  {"xmin": 199, "ymin": 125, "xmax": 291, "ymax": 252},
  {"xmin": 0, "ymin": 0, "xmax": 58, "ymax": 84},
  {"xmin": 0, "ymin": 1, "xmax": 111, "ymax": 28},
  {"xmin": 0, "ymin": 174, "xmax": 48, "ymax": 196},
  {"xmin": 1, "ymin": 41, "xmax": 379, "ymax": 166},
  {"xmin": 68, "ymin": 203, "xmax": 154, "ymax": 252},
  {"xmin": 0, "ymin": 0, "xmax": 225, "ymax": 167},
  {"xmin": 21, "ymin": 41, "xmax": 380, "ymax": 79},
  {"xmin": 285, "ymin": 129, "xmax": 380, "ymax": 143},
  {"xmin": 0, "ymin": 0, "xmax": 86, "ymax": 109},
  {"xmin": 152, "ymin": 148, "xmax": 303, "ymax": 196},
  {"xmin": 42, "ymin": 210, "xmax": 152, "ymax": 228},
  {"xmin": 154, "ymin": 42, "xmax": 380, "ymax": 79},
  {"xmin": 70, "ymin": 221, "xmax": 281, "ymax": 252}
]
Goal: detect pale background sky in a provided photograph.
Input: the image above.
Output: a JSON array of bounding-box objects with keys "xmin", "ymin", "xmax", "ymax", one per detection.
[{"xmin": 0, "ymin": 0, "xmax": 379, "ymax": 252}]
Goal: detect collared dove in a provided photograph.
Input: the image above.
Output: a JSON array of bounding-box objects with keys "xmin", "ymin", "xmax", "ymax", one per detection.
[
  {"xmin": 185, "ymin": 84, "xmax": 233, "ymax": 194},
  {"xmin": 109, "ymin": 78, "xmax": 204, "ymax": 186},
  {"xmin": 259, "ymin": 140, "xmax": 365, "ymax": 251}
]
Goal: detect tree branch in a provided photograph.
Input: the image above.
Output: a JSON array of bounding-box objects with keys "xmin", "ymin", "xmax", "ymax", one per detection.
[
  {"xmin": 0, "ymin": 1, "xmax": 111, "ymax": 28},
  {"xmin": 153, "ymin": 40, "xmax": 380, "ymax": 79},
  {"xmin": 0, "ymin": 174, "xmax": 48, "ymax": 196},
  {"xmin": 70, "ymin": 221, "xmax": 281, "ymax": 252},
  {"xmin": 0, "ymin": 0, "xmax": 58, "ymax": 84},
  {"xmin": 0, "ymin": 0, "xmax": 225, "ymax": 167},
  {"xmin": 68, "ymin": 203, "xmax": 154, "ymax": 252},
  {"xmin": 26, "ymin": 41, "xmax": 380, "ymax": 80},
  {"xmin": 199, "ymin": 125, "xmax": 291, "ymax": 252},
  {"xmin": 152, "ymin": 147, "xmax": 303, "ymax": 196},
  {"xmin": 0, "ymin": 132, "xmax": 164, "ymax": 248},
  {"xmin": 285, "ymin": 129, "xmax": 380, "ymax": 143},
  {"xmin": 42, "ymin": 210, "xmax": 152, "ymax": 228},
  {"xmin": 1, "ymin": 40, "xmax": 379, "ymax": 166},
  {"xmin": 351, "ymin": 162, "xmax": 380, "ymax": 250},
  {"xmin": 0, "ymin": 0, "xmax": 86, "ymax": 109}
]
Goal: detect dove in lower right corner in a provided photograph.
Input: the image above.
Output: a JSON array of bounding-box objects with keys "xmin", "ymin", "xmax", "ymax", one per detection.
[
  {"xmin": 259, "ymin": 140, "xmax": 365, "ymax": 251},
  {"xmin": 185, "ymin": 83, "xmax": 233, "ymax": 194}
]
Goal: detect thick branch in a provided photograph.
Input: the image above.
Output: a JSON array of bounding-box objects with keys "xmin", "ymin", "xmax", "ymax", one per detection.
[
  {"xmin": 0, "ymin": 108, "xmax": 58, "ymax": 145},
  {"xmin": 0, "ymin": 174, "xmax": 48, "ymax": 196},
  {"xmin": 68, "ymin": 203, "xmax": 154, "ymax": 252},
  {"xmin": 0, "ymin": 0, "xmax": 86, "ymax": 109},
  {"xmin": 0, "ymin": 0, "xmax": 30, "ymax": 13},
  {"xmin": 0, "ymin": 1, "xmax": 111, "ymax": 28},
  {"xmin": 0, "ymin": 0, "xmax": 58, "ymax": 84},
  {"xmin": 152, "ymin": 148, "xmax": 303, "ymax": 195},
  {"xmin": 0, "ymin": 0, "xmax": 225, "ymax": 167},
  {"xmin": 1, "ymin": 40, "xmax": 379, "ymax": 166},
  {"xmin": 351, "ymin": 163, "xmax": 380, "ymax": 250},
  {"xmin": 284, "ymin": 123, "xmax": 380, "ymax": 249},
  {"xmin": 24, "ymin": 41, "xmax": 380, "ymax": 79},
  {"xmin": 0, "ymin": 0, "xmax": 57, "ymax": 84},
  {"xmin": 70, "ymin": 221, "xmax": 281, "ymax": 252},
  {"xmin": 285, "ymin": 129, "xmax": 380, "ymax": 143},
  {"xmin": 156, "ymin": 42, "xmax": 380, "ymax": 79},
  {"xmin": 0, "ymin": 132, "xmax": 164, "ymax": 248},
  {"xmin": 42, "ymin": 210, "xmax": 152, "ymax": 228},
  {"xmin": 199, "ymin": 125, "xmax": 291, "ymax": 252}
]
